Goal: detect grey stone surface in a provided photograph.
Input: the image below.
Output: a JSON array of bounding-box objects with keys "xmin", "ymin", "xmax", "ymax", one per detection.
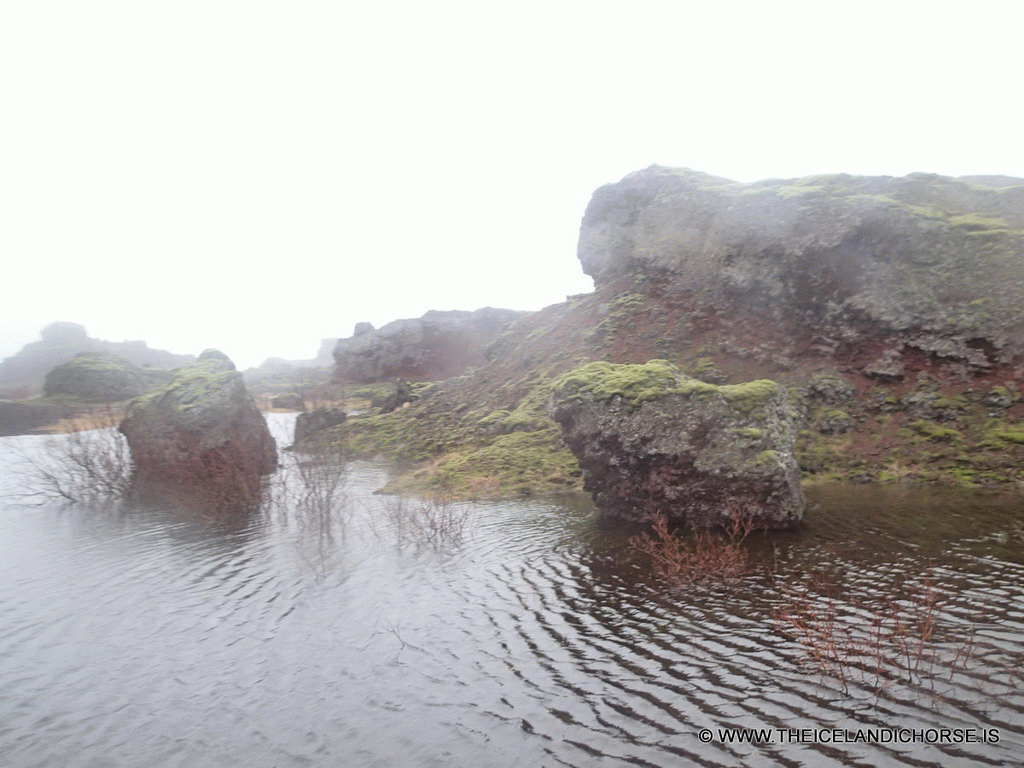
[{"xmin": 333, "ymin": 307, "xmax": 526, "ymax": 383}]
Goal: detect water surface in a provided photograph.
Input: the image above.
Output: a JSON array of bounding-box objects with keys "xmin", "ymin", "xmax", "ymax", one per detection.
[{"xmin": 1, "ymin": 417, "xmax": 1022, "ymax": 767}]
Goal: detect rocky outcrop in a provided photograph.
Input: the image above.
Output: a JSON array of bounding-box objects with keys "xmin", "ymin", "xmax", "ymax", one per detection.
[
  {"xmin": 549, "ymin": 360, "xmax": 804, "ymax": 529},
  {"xmin": 270, "ymin": 393, "xmax": 305, "ymax": 410},
  {"xmin": 119, "ymin": 350, "xmax": 277, "ymax": 512},
  {"xmin": 293, "ymin": 407, "xmax": 347, "ymax": 447},
  {"xmin": 43, "ymin": 352, "xmax": 171, "ymax": 402},
  {"xmin": 0, "ymin": 322, "xmax": 193, "ymax": 398},
  {"xmin": 372, "ymin": 379, "xmax": 415, "ymax": 413},
  {"xmin": 333, "ymin": 308, "xmax": 526, "ymax": 383},
  {"xmin": 579, "ymin": 166, "xmax": 1024, "ymax": 371},
  {"xmin": 293, "ymin": 166, "xmax": 1024, "ymax": 499}
]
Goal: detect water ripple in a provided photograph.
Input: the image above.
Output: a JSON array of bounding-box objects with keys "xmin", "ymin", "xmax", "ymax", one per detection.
[{"xmin": 2, "ymin": 435, "xmax": 1023, "ymax": 766}]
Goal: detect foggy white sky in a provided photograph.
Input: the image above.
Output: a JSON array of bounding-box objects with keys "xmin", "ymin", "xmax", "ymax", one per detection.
[{"xmin": 3, "ymin": 1, "xmax": 1022, "ymax": 369}]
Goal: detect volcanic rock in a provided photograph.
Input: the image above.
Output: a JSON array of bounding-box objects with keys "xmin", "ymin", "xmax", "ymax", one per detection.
[
  {"xmin": 579, "ymin": 166, "xmax": 1024, "ymax": 368},
  {"xmin": 119, "ymin": 350, "xmax": 277, "ymax": 511},
  {"xmin": 549, "ymin": 359, "xmax": 804, "ymax": 529},
  {"xmin": 293, "ymin": 407, "xmax": 347, "ymax": 446}
]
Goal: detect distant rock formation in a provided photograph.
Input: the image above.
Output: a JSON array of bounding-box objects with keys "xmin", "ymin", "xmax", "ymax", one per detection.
[
  {"xmin": 119, "ymin": 350, "xmax": 277, "ymax": 513},
  {"xmin": 251, "ymin": 338, "xmax": 338, "ymax": 375},
  {"xmin": 549, "ymin": 360, "xmax": 804, "ymax": 529},
  {"xmin": 579, "ymin": 166, "xmax": 1024, "ymax": 373},
  {"xmin": 333, "ymin": 308, "xmax": 527, "ymax": 383},
  {"xmin": 0, "ymin": 322, "xmax": 193, "ymax": 398},
  {"xmin": 43, "ymin": 352, "xmax": 172, "ymax": 402},
  {"xmin": 270, "ymin": 393, "xmax": 305, "ymax": 410},
  {"xmin": 313, "ymin": 337, "xmax": 339, "ymax": 366}
]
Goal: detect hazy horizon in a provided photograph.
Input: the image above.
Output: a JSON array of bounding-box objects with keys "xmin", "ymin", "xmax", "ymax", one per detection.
[{"xmin": 4, "ymin": 1, "xmax": 1023, "ymax": 370}]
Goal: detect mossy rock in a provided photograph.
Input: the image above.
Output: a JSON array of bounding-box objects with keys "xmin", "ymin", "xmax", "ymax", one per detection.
[
  {"xmin": 909, "ymin": 420, "xmax": 962, "ymax": 443},
  {"xmin": 549, "ymin": 359, "xmax": 781, "ymax": 414},
  {"xmin": 43, "ymin": 352, "xmax": 171, "ymax": 402}
]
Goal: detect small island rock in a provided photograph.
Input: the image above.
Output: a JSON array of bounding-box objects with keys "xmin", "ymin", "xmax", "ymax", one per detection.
[
  {"xmin": 549, "ymin": 359, "xmax": 804, "ymax": 529},
  {"xmin": 119, "ymin": 350, "xmax": 277, "ymax": 511}
]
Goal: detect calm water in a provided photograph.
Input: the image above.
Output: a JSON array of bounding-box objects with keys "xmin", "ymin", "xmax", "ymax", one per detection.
[{"xmin": 1, "ymin": 415, "xmax": 1023, "ymax": 767}]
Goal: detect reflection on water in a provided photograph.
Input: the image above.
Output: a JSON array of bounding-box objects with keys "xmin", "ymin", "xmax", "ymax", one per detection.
[{"xmin": 1, "ymin": 416, "xmax": 1023, "ymax": 767}]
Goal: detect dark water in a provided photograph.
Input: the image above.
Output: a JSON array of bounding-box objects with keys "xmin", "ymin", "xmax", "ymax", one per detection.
[{"xmin": 2, "ymin": 416, "xmax": 1023, "ymax": 767}]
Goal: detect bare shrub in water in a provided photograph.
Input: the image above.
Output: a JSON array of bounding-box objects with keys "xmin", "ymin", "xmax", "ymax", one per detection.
[
  {"xmin": 772, "ymin": 574, "xmax": 978, "ymax": 696},
  {"xmin": 627, "ymin": 505, "xmax": 758, "ymax": 587},
  {"xmin": 10, "ymin": 408, "xmax": 132, "ymax": 504},
  {"xmin": 381, "ymin": 495, "xmax": 472, "ymax": 551},
  {"xmin": 264, "ymin": 445, "xmax": 351, "ymax": 536}
]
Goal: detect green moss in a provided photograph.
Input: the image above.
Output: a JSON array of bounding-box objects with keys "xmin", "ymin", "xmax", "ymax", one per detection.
[
  {"xmin": 551, "ymin": 360, "xmax": 779, "ymax": 412},
  {"xmin": 988, "ymin": 427, "xmax": 1024, "ymax": 445},
  {"xmin": 477, "ymin": 409, "xmax": 511, "ymax": 428},
  {"xmin": 425, "ymin": 425, "xmax": 581, "ymax": 497},
  {"xmin": 909, "ymin": 420, "xmax": 961, "ymax": 442},
  {"xmin": 720, "ymin": 379, "xmax": 781, "ymax": 401},
  {"xmin": 550, "ymin": 359, "xmax": 694, "ymax": 408},
  {"xmin": 334, "ymin": 364, "xmax": 590, "ymax": 499},
  {"xmin": 67, "ymin": 353, "xmax": 135, "ymax": 372},
  {"xmin": 931, "ymin": 394, "xmax": 968, "ymax": 411},
  {"xmin": 949, "ymin": 213, "xmax": 1009, "ymax": 232},
  {"xmin": 161, "ymin": 362, "xmax": 237, "ymax": 411}
]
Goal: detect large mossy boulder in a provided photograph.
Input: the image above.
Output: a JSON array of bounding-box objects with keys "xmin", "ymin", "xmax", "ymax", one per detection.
[
  {"xmin": 43, "ymin": 352, "xmax": 171, "ymax": 402},
  {"xmin": 549, "ymin": 360, "xmax": 804, "ymax": 529},
  {"xmin": 119, "ymin": 350, "xmax": 277, "ymax": 511}
]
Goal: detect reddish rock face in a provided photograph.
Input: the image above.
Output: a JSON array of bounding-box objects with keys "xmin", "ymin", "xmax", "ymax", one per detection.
[
  {"xmin": 119, "ymin": 350, "xmax": 277, "ymax": 514},
  {"xmin": 579, "ymin": 166, "xmax": 1024, "ymax": 371},
  {"xmin": 549, "ymin": 360, "xmax": 804, "ymax": 530}
]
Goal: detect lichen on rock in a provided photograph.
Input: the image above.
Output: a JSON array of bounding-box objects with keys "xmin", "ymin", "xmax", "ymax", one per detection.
[
  {"xmin": 119, "ymin": 349, "xmax": 277, "ymax": 513},
  {"xmin": 549, "ymin": 360, "xmax": 804, "ymax": 529}
]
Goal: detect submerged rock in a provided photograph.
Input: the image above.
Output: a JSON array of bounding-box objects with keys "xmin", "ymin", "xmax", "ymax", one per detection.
[
  {"xmin": 119, "ymin": 350, "xmax": 277, "ymax": 512},
  {"xmin": 549, "ymin": 360, "xmax": 804, "ymax": 529},
  {"xmin": 43, "ymin": 352, "xmax": 171, "ymax": 402}
]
